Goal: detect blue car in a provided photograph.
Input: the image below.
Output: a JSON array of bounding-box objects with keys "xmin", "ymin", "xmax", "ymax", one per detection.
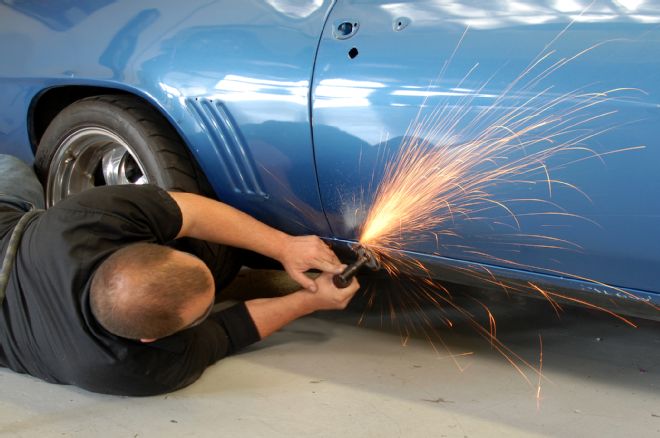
[{"xmin": 1, "ymin": 1, "xmax": 659, "ymax": 318}]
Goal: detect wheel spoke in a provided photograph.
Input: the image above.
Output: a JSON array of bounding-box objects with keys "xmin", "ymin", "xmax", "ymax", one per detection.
[
  {"xmin": 133, "ymin": 175, "xmax": 149, "ymax": 185},
  {"xmin": 101, "ymin": 146, "xmax": 129, "ymax": 185},
  {"xmin": 48, "ymin": 126, "xmax": 150, "ymax": 205}
]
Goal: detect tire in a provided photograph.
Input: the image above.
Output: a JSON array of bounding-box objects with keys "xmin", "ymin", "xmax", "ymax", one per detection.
[{"xmin": 35, "ymin": 94, "xmax": 241, "ymax": 291}]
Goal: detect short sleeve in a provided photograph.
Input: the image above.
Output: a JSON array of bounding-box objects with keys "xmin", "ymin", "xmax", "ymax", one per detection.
[
  {"xmin": 152, "ymin": 303, "xmax": 261, "ymax": 394},
  {"xmin": 207, "ymin": 302, "xmax": 261, "ymax": 356},
  {"xmin": 44, "ymin": 184, "xmax": 182, "ymax": 244}
]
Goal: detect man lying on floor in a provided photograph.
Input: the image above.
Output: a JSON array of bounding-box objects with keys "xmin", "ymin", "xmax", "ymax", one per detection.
[{"xmin": 0, "ymin": 154, "xmax": 359, "ymax": 396}]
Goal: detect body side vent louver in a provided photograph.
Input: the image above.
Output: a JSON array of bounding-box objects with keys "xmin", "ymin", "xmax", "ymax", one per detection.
[{"xmin": 187, "ymin": 97, "xmax": 267, "ymax": 198}]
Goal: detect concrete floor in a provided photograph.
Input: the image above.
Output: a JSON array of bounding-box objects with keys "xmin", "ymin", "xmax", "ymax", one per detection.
[{"xmin": 0, "ymin": 269, "xmax": 658, "ymax": 438}]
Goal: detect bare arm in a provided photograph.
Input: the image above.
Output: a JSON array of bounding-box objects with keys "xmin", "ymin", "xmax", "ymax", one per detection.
[
  {"xmin": 170, "ymin": 191, "xmax": 289, "ymax": 260},
  {"xmin": 245, "ymin": 273, "xmax": 360, "ymax": 338},
  {"xmin": 168, "ymin": 192, "xmax": 343, "ymax": 290}
]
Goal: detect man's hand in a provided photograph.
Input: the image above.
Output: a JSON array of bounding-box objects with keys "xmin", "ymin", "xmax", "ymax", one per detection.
[
  {"xmin": 245, "ymin": 272, "xmax": 360, "ymax": 338},
  {"xmin": 278, "ymin": 236, "xmax": 343, "ymax": 292},
  {"xmin": 302, "ymin": 272, "xmax": 360, "ymax": 311}
]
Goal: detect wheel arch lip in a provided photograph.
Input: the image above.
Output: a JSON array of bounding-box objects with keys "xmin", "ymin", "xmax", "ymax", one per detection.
[
  {"xmin": 29, "ymin": 79, "xmax": 224, "ymax": 191},
  {"xmin": 29, "ymin": 81, "xmax": 185, "ymax": 154}
]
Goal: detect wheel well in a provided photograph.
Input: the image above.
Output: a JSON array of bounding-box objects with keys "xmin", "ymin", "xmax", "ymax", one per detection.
[
  {"xmin": 31, "ymin": 85, "xmax": 218, "ymax": 198},
  {"xmin": 30, "ymin": 86, "xmax": 133, "ymax": 151}
]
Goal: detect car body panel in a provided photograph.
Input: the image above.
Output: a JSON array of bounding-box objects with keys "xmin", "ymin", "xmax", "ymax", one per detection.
[
  {"xmin": 312, "ymin": 1, "xmax": 660, "ymax": 300},
  {"xmin": 0, "ymin": 0, "xmax": 335, "ymax": 235}
]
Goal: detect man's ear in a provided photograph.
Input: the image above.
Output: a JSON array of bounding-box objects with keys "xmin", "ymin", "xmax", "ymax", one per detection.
[{"xmin": 140, "ymin": 338, "xmax": 157, "ymax": 343}]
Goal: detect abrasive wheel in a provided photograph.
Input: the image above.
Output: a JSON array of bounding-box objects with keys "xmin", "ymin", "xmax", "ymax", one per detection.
[{"xmin": 35, "ymin": 94, "xmax": 241, "ymax": 291}]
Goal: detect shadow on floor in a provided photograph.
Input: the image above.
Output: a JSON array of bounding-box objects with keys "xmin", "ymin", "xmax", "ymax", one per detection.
[{"xmin": 221, "ymin": 268, "xmax": 660, "ymax": 395}]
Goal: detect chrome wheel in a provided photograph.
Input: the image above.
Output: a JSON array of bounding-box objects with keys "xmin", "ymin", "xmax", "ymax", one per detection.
[{"xmin": 47, "ymin": 127, "xmax": 148, "ymax": 206}]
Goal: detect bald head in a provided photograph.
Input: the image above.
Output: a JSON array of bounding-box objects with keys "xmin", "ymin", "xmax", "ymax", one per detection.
[{"xmin": 90, "ymin": 243, "xmax": 214, "ymax": 340}]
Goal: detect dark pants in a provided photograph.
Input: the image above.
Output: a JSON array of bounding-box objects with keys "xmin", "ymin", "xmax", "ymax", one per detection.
[
  {"xmin": 0, "ymin": 154, "xmax": 45, "ymax": 212},
  {"xmin": 0, "ymin": 155, "xmax": 45, "ymax": 299}
]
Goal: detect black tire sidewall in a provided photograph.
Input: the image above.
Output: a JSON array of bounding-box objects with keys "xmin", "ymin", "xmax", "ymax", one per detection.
[{"xmin": 35, "ymin": 97, "xmax": 198, "ymax": 193}]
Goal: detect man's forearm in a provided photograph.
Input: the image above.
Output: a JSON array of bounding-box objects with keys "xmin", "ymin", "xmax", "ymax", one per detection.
[
  {"xmin": 245, "ymin": 291, "xmax": 316, "ymax": 338},
  {"xmin": 169, "ymin": 191, "xmax": 289, "ymax": 260},
  {"xmin": 169, "ymin": 191, "xmax": 344, "ymax": 292},
  {"xmin": 244, "ymin": 273, "xmax": 360, "ymax": 339}
]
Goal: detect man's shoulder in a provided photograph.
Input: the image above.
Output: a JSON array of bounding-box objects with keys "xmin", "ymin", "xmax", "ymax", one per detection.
[
  {"xmin": 50, "ymin": 185, "xmax": 171, "ymax": 214},
  {"xmin": 39, "ymin": 184, "xmax": 182, "ymax": 245}
]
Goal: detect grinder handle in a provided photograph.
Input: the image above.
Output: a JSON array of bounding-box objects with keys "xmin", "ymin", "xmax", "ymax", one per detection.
[
  {"xmin": 332, "ymin": 273, "xmax": 353, "ymax": 289},
  {"xmin": 332, "ymin": 256, "xmax": 367, "ymax": 289}
]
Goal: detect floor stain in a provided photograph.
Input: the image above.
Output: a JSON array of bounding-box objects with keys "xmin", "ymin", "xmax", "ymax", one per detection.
[{"xmin": 422, "ymin": 397, "xmax": 454, "ymax": 404}]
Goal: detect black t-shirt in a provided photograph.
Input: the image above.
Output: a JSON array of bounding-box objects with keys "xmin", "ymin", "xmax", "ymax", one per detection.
[{"xmin": 0, "ymin": 185, "xmax": 260, "ymax": 396}]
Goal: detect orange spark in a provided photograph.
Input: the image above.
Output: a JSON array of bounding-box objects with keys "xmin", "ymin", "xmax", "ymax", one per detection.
[{"xmin": 349, "ymin": 22, "xmax": 655, "ymax": 396}]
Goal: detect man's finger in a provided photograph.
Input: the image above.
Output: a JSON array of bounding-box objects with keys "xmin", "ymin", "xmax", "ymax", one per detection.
[
  {"xmin": 315, "ymin": 258, "xmax": 344, "ymax": 274},
  {"xmin": 324, "ymin": 250, "xmax": 341, "ymax": 265},
  {"xmin": 291, "ymin": 271, "xmax": 317, "ymax": 291}
]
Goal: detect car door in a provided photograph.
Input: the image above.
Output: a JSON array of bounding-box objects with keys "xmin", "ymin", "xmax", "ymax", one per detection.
[{"xmin": 312, "ymin": 1, "xmax": 660, "ymax": 295}]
